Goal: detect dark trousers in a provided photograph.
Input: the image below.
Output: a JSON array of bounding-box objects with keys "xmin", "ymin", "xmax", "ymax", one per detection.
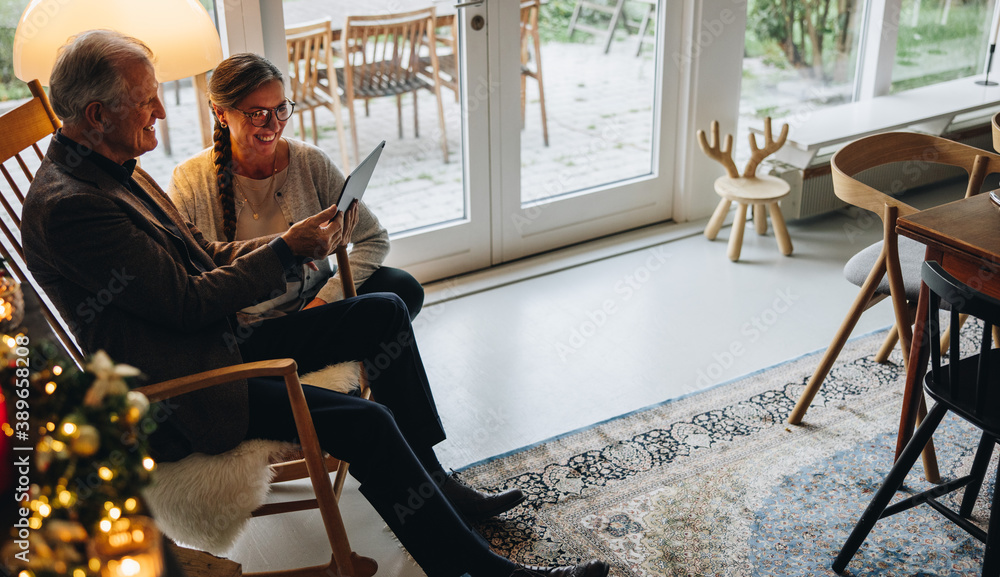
[
  {"xmin": 239, "ymin": 293, "xmax": 491, "ymax": 577},
  {"xmin": 356, "ymin": 265, "xmax": 424, "ymax": 321}
]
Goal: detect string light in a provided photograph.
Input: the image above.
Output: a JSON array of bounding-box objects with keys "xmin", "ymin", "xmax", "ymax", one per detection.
[
  {"xmin": 52, "ymin": 365, "xmax": 62, "ymax": 375},
  {"xmin": 99, "ymin": 519, "xmax": 112, "ymax": 533},
  {"xmin": 45, "ymin": 381, "xmax": 56, "ymax": 394},
  {"xmin": 119, "ymin": 558, "xmax": 142, "ymax": 576},
  {"xmin": 142, "ymin": 458, "xmax": 155, "ymax": 471},
  {"xmin": 61, "ymin": 422, "xmax": 76, "ymax": 436},
  {"xmin": 99, "ymin": 467, "xmax": 114, "ymax": 481}
]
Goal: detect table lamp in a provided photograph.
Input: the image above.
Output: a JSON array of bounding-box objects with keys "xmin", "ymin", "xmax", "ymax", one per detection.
[
  {"xmin": 12, "ymin": 0, "xmax": 222, "ymax": 85},
  {"xmin": 12, "ymin": 0, "xmax": 223, "ymax": 146}
]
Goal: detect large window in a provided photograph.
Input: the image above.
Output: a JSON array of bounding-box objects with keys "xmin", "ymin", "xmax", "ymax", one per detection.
[
  {"xmin": 738, "ymin": 0, "xmax": 862, "ymax": 164},
  {"xmin": 739, "ymin": 0, "xmax": 998, "ymax": 164},
  {"xmin": 891, "ymin": 0, "xmax": 994, "ymax": 93}
]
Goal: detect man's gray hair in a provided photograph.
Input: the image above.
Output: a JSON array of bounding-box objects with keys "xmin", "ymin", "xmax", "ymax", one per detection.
[{"xmin": 49, "ymin": 30, "xmax": 154, "ymax": 126}]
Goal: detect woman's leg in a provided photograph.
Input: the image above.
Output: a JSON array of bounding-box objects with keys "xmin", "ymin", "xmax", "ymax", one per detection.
[
  {"xmin": 245, "ymin": 378, "xmax": 517, "ymax": 577},
  {"xmin": 240, "ymin": 293, "xmax": 445, "ymax": 452},
  {"xmin": 357, "ymin": 266, "xmax": 424, "ymax": 320}
]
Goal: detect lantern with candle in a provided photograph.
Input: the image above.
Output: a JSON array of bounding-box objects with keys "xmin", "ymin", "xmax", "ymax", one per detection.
[{"xmin": 91, "ymin": 517, "xmax": 163, "ymax": 577}]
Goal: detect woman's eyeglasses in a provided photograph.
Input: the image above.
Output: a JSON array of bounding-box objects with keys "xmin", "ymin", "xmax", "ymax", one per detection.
[{"xmin": 233, "ymin": 100, "xmax": 296, "ymax": 127}]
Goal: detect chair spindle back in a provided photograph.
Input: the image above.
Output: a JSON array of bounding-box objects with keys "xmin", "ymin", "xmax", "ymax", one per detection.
[
  {"xmin": 922, "ymin": 260, "xmax": 1000, "ymax": 433},
  {"xmin": 0, "ymin": 80, "xmax": 84, "ymax": 366},
  {"xmin": 342, "ymin": 8, "xmax": 436, "ymax": 99}
]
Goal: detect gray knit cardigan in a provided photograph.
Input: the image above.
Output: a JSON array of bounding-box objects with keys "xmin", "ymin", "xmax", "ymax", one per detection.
[{"xmin": 167, "ymin": 138, "xmax": 390, "ymax": 317}]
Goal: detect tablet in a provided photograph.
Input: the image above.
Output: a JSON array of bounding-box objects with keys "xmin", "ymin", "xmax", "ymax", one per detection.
[{"xmin": 336, "ymin": 140, "xmax": 386, "ymax": 212}]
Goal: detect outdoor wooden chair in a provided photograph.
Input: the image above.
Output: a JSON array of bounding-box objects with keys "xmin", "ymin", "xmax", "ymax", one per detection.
[
  {"xmin": 568, "ymin": 0, "xmax": 645, "ymax": 54},
  {"xmin": 633, "ymin": 0, "xmax": 657, "ymax": 56},
  {"xmin": 419, "ymin": 17, "xmax": 459, "ymax": 103},
  {"xmin": 0, "ymin": 79, "xmax": 376, "ymax": 577},
  {"xmin": 424, "ymin": 2, "xmax": 548, "ymax": 146},
  {"xmin": 788, "ymin": 132, "xmax": 1000, "ymax": 438},
  {"xmin": 520, "ymin": 0, "xmax": 549, "ymax": 146},
  {"xmin": 286, "ymin": 18, "xmax": 351, "ymax": 170},
  {"xmin": 339, "ymin": 7, "xmax": 449, "ymax": 164}
]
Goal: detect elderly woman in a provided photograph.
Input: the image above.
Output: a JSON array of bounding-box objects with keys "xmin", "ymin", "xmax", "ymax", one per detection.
[{"xmin": 168, "ymin": 53, "xmax": 423, "ymax": 323}]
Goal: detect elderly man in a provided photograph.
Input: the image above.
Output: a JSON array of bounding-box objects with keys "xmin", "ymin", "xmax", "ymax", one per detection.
[{"xmin": 21, "ymin": 30, "xmax": 608, "ymax": 577}]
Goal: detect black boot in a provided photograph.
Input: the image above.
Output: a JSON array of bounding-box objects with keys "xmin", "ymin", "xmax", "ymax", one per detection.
[
  {"xmin": 510, "ymin": 559, "xmax": 611, "ymax": 577},
  {"xmin": 440, "ymin": 471, "xmax": 526, "ymax": 521}
]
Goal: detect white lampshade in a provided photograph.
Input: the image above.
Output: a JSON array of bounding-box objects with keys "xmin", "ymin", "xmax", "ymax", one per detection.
[{"xmin": 13, "ymin": 0, "xmax": 223, "ymax": 85}]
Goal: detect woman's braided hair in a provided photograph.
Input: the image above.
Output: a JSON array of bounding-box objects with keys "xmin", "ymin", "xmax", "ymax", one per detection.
[{"xmin": 208, "ymin": 53, "xmax": 284, "ymax": 241}]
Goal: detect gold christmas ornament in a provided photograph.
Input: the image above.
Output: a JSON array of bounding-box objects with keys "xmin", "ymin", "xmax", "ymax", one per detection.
[{"xmin": 70, "ymin": 424, "xmax": 100, "ymax": 457}]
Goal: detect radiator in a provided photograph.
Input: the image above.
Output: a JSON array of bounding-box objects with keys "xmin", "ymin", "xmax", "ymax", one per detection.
[{"xmin": 767, "ymin": 129, "xmax": 994, "ymax": 221}]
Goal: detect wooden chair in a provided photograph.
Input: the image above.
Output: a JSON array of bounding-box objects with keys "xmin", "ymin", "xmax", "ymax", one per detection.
[
  {"xmin": 286, "ymin": 19, "xmax": 351, "ymax": 170},
  {"xmin": 993, "ymin": 110, "xmax": 1000, "ymax": 153},
  {"xmin": 339, "ymin": 7, "xmax": 449, "ymax": 164},
  {"xmin": 520, "ymin": 0, "xmax": 549, "ymax": 147},
  {"xmin": 420, "ymin": 18, "xmax": 459, "ymax": 103},
  {"xmin": 0, "ymin": 80, "xmax": 376, "ymax": 577},
  {"xmin": 425, "ymin": 3, "xmax": 548, "ymax": 146},
  {"xmin": 698, "ymin": 118, "xmax": 794, "ymax": 261},
  {"xmin": 633, "ymin": 0, "xmax": 656, "ymax": 56},
  {"xmin": 788, "ymin": 132, "xmax": 1000, "ymax": 442},
  {"xmin": 568, "ymin": 0, "xmax": 645, "ymax": 54},
  {"xmin": 833, "ymin": 261, "xmax": 1000, "ymax": 577}
]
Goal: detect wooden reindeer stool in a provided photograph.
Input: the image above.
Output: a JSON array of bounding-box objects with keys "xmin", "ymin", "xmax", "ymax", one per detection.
[{"xmin": 698, "ymin": 118, "xmax": 793, "ymax": 261}]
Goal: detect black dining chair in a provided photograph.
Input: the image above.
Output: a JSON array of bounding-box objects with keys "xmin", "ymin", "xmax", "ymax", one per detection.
[{"xmin": 833, "ymin": 260, "xmax": 1000, "ymax": 577}]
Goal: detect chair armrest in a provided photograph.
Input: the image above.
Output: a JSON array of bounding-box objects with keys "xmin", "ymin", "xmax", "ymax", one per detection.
[{"xmin": 135, "ymin": 358, "xmax": 298, "ymax": 402}]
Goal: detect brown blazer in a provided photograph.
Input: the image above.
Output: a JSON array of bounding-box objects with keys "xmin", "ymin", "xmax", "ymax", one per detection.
[{"xmin": 22, "ymin": 137, "xmax": 289, "ymax": 461}]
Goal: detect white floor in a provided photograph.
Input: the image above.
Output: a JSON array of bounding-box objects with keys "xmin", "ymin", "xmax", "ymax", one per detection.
[{"xmin": 225, "ymin": 180, "xmax": 982, "ymax": 575}]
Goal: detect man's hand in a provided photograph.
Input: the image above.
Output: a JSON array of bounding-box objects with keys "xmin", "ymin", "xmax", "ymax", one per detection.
[{"xmin": 281, "ymin": 205, "xmax": 344, "ymax": 260}]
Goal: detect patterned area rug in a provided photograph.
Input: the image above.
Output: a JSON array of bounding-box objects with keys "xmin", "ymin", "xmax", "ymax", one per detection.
[{"xmin": 461, "ymin": 329, "xmax": 994, "ymax": 576}]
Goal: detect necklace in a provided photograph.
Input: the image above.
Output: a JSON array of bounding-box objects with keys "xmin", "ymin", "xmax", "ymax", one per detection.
[{"xmin": 234, "ymin": 151, "xmax": 279, "ymax": 221}]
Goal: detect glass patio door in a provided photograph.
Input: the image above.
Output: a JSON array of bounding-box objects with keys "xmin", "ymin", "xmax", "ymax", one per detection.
[{"xmin": 492, "ymin": 0, "xmax": 676, "ymax": 261}]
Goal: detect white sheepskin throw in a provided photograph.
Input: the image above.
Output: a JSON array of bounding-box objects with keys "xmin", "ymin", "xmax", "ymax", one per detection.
[{"xmin": 143, "ymin": 362, "xmax": 360, "ymax": 554}]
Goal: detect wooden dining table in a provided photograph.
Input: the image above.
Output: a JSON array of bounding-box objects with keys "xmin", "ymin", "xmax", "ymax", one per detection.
[{"xmin": 895, "ymin": 191, "xmax": 1000, "ymax": 484}]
